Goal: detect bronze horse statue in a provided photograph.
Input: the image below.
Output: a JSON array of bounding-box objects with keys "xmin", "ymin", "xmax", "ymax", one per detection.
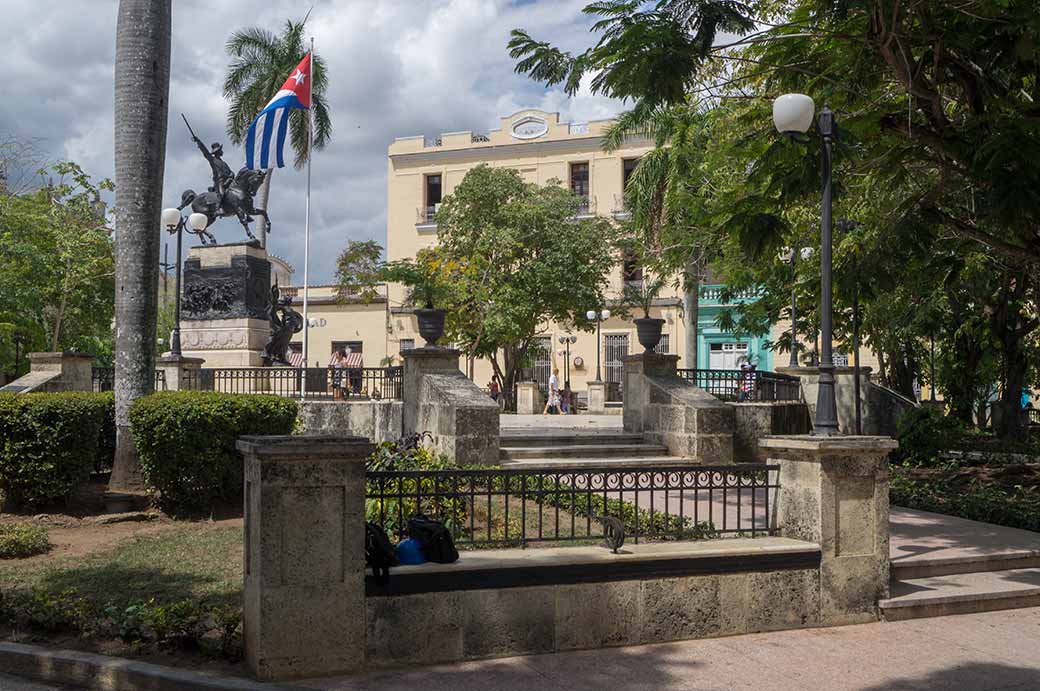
[{"xmin": 179, "ymin": 167, "xmax": 271, "ymax": 245}]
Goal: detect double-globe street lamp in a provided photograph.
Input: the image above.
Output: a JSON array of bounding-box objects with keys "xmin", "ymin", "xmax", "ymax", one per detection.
[
  {"xmin": 557, "ymin": 334, "xmax": 577, "ymax": 385},
  {"xmin": 160, "ymin": 208, "xmax": 210, "ymax": 357},
  {"xmin": 773, "ymin": 94, "xmax": 839, "ymax": 435},
  {"xmin": 585, "ymin": 308, "xmax": 611, "ymax": 383}
]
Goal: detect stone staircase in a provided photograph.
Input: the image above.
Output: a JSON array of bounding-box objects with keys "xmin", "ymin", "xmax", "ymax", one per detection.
[
  {"xmin": 498, "ymin": 429, "xmax": 689, "ymax": 469},
  {"xmin": 881, "ymin": 510, "xmax": 1040, "ymax": 621}
]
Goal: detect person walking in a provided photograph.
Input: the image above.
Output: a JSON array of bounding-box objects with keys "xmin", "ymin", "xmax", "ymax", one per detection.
[
  {"xmin": 542, "ymin": 367, "xmax": 561, "ymax": 415},
  {"xmin": 330, "ymin": 346, "xmax": 349, "ymax": 400}
]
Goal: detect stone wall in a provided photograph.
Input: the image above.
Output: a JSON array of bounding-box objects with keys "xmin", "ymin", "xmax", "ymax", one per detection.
[
  {"xmin": 403, "ymin": 348, "xmax": 499, "ymax": 466},
  {"xmin": 297, "ymin": 400, "xmax": 403, "ymax": 444},
  {"xmin": 0, "ymin": 352, "xmax": 94, "ymax": 394},
  {"xmin": 776, "ymin": 366, "xmax": 915, "ymax": 437},
  {"xmin": 623, "ymin": 353, "xmax": 734, "ymax": 462},
  {"xmin": 729, "ymin": 402, "xmax": 812, "ymax": 461},
  {"xmin": 366, "ymin": 556, "xmax": 819, "ymax": 667}
]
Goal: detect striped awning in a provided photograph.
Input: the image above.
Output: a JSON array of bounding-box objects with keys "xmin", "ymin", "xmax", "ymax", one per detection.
[
  {"xmin": 343, "ymin": 352, "xmax": 363, "ymax": 368},
  {"xmin": 288, "ymin": 350, "xmax": 304, "ymax": 368}
]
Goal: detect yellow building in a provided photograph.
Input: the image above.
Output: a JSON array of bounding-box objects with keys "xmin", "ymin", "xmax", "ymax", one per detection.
[{"xmin": 288, "ymin": 109, "xmax": 882, "ymax": 396}]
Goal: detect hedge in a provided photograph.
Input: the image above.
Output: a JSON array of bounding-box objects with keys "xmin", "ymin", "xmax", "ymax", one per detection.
[
  {"xmin": 129, "ymin": 392, "xmax": 298, "ymax": 513},
  {"xmin": 0, "ymin": 392, "xmax": 112, "ymax": 508}
]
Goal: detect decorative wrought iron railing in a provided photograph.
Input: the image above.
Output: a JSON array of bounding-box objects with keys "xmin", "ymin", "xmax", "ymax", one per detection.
[
  {"xmin": 574, "ymin": 196, "xmax": 596, "ymax": 216},
  {"xmin": 677, "ymin": 369, "xmax": 801, "ymax": 402},
  {"xmin": 416, "ymin": 205, "xmax": 438, "ymax": 225},
  {"xmin": 698, "ymin": 285, "xmax": 760, "ymax": 305},
  {"xmin": 470, "ymin": 133, "xmax": 490, "ymax": 143},
  {"xmin": 179, "ymin": 366, "xmax": 403, "ymax": 400},
  {"xmin": 366, "ymin": 464, "xmax": 778, "ymax": 548},
  {"xmin": 1028, "ymin": 407, "xmax": 1039, "ymax": 426},
  {"xmin": 91, "ymin": 367, "xmax": 166, "ymax": 393}
]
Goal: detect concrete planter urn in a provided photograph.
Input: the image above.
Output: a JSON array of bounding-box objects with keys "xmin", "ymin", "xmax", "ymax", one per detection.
[
  {"xmin": 415, "ymin": 308, "xmax": 447, "ymax": 346},
  {"xmin": 634, "ymin": 317, "xmax": 665, "ymax": 353}
]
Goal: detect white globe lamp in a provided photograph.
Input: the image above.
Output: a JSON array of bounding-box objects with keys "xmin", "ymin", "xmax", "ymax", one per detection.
[
  {"xmin": 161, "ymin": 207, "xmax": 181, "ymax": 229},
  {"xmin": 188, "ymin": 212, "xmax": 209, "ymax": 233},
  {"xmin": 773, "ymin": 94, "xmax": 815, "ymax": 135}
]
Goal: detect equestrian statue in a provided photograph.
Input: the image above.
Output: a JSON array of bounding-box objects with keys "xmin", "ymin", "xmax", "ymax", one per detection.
[{"xmin": 176, "ymin": 115, "xmax": 271, "ymax": 245}]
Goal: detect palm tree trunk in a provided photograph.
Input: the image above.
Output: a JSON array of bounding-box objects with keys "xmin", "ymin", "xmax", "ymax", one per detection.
[
  {"xmin": 109, "ymin": 0, "xmax": 171, "ymax": 494},
  {"xmin": 256, "ymin": 167, "xmax": 273, "ymax": 248},
  {"xmin": 683, "ymin": 260, "xmax": 700, "ymax": 369}
]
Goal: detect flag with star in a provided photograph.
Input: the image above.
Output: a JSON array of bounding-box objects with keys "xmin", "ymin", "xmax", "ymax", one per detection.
[{"xmin": 245, "ymin": 53, "xmax": 311, "ymax": 170}]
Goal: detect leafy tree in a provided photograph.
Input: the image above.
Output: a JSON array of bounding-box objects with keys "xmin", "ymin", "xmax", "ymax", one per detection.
[
  {"xmin": 432, "ymin": 165, "xmax": 619, "ymax": 403},
  {"xmin": 223, "ymin": 15, "xmax": 331, "ymax": 241},
  {"xmin": 334, "ymin": 239, "xmax": 384, "ymax": 303}
]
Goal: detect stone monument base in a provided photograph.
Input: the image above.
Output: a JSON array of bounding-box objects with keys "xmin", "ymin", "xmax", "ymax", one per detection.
[{"xmin": 181, "ymin": 317, "xmax": 270, "ymax": 368}]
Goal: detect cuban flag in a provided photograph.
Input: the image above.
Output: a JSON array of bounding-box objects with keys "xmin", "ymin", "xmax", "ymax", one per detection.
[{"xmin": 245, "ymin": 53, "xmax": 311, "ymax": 170}]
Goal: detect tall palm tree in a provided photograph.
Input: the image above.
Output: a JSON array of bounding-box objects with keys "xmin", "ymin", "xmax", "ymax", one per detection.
[
  {"xmin": 110, "ymin": 0, "xmax": 171, "ymax": 493},
  {"xmin": 604, "ymin": 103, "xmax": 713, "ymax": 368},
  {"xmin": 223, "ymin": 16, "xmax": 331, "ymax": 247}
]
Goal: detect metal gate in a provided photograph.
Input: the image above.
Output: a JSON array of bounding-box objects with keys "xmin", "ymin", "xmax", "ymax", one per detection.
[
  {"xmin": 604, "ymin": 333, "xmax": 629, "ymax": 400},
  {"xmin": 533, "ymin": 336, "xmax": 552, "ymax": 394}
]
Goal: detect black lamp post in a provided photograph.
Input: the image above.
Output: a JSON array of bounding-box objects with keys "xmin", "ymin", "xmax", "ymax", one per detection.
[
  {"xmin": 929, "ymin": 333, "xmax": 937, "ymax": 403},
  {"xmin": 161, "ymin": 207, "xmax": 209, "ymax": 357},
  {"xmin": 774, "ymin": 94, "xmax": 839, "ymax": 435},
  {"xmin": 585, "ymin": 308, "xmax": 611, "ymax": 383},
  {"xmin": 12, "ymin": 331, "xmax": 25, "ymax": 377},
  {"xmin": 558, "ymin": 334, "xmax": 577, "ymax": 384},
  {"xmin": 779, "ymin": 246, "xmax": 811, "ymax": 368}
]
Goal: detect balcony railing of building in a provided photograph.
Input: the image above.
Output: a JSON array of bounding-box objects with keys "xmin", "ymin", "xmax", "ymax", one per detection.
[
  {"xmin": 698, "ymin": 285, "xmax": 760, "ymax": 306},
  {"xmin": 677, "ymin": 369, "xmax": 801, "ymax": 403},
  {"xmin": 573, "ymin": 195, "xmax": 596, "ymax": 217},
  {"xmin": 180, "ymin": 366, "xmax": 403, "ymax": 401},
  {"xmin": 612, "ymin": 194, "xmax": 632, "ymax": 219},
  {"xmin": 92, "ymin": 367, "xmax": 166, "ymax": 393},
  {"xmin": 416, "ymin": 205, "xmax": 439, "ymax": 226},
  {"xmin": 366, "ymin": 463, "xmax": 778, "ymax": 549},
  {"xmin": 1028, "ymin": 407, "xmax": 1039, "ymax": 426}
]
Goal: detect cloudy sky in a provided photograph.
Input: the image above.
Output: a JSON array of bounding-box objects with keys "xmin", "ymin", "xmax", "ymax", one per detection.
[{"xmin": 1, "ymin": 0, "xmax": 627, "ymax": 282}]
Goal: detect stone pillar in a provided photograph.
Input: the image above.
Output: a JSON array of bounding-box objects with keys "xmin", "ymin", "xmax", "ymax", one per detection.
[
  {"xmin": 586, "ymin": 381, "xmax": 606, "ymax": 414},
  {"xmin": 623, "ymin": 353, "xmax": 734, "ymax": 462},
  {"xmin": 776, "ymin": 366, "xmax": 873, "ymax": 435},
  {"xmin": 402, "ymin": 347, "xmax": 464, "ymax": 437},
  {"xmin": 515, "ymin": 381, "xmax": 543, "ymax": 415},
  {"xmin": 156, "ymin": 354, "xmax": 204, "ymax": 391},
  {"xmin": 237, "ymin": 435, "xmax": 374, "ymax": 681},
  {"xmin": 1, "ymin": 352, "xmax": 97, "ymax": 393},
  {"xmin": 760, "ymin": 435, "xmax": 897, "ymax": 626},
  {"xmin": 402, "ymin": 347, "xmax": 499, "ymax": 465}
]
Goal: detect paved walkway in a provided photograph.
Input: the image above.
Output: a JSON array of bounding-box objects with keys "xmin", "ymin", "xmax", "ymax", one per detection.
[
  {"xmin": 889, "ymin": 506, "xmax": 1040, "ymax": 566},
  {"xmin": 308, "ymin": 608, "xmax": 1040, "ymax": 690},
  {"xmin": 501, "ymin": 414, "xmax": 624, "ymax": 431}
]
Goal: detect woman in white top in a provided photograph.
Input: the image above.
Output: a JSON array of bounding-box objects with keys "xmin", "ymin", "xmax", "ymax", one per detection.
[{"xmin": 542, "ymin": 368, "xmax": 561, "ymax": 414}]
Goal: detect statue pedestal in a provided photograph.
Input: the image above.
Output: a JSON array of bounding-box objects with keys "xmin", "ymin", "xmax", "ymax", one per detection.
[{"xmin": 180, "ymin": 241, "xmax": 273, "ymax": 368}]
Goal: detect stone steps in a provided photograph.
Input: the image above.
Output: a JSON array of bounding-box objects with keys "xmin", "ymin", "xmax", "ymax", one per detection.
[
  {"xmin": 499, "ymin": 456, "xmax": 695, "ymax": 470},
  {"xmin": 880, "ymin": 567, "xmax": 1040, "ymax": 621},
  {"xmin": 499, "ymin": 432, "xmax": 639, "ymax": 447},
  {"xmin": 500, "ymin": 443, "xmax": 669, "ymax": 460},
  {"xmin": 891, "ymin": 550, "xmax": 1040, "ymax": 581}
]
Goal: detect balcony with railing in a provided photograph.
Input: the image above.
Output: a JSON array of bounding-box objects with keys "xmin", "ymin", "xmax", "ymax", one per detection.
[
  {"xmin": 416, "ymin": 205, "xmax": 439, "ymax": 228},
  {"xmin": 698, "ymin": 284, "xmax": 760, "ymax": 306},
  {"xmin": 612, "ymin": 194, "xmax": 632, "ymax": 220},
  {"xmin": 572, "ymin": 195, "xmax": 596, "ymax": 218}
]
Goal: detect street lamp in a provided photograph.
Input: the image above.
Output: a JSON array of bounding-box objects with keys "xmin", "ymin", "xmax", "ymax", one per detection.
[
  {"xmin": 557, "ymin": 334, "xmax": 577, "ymax": 384},
  {"xmin": 778, "ymin": 246, "xmax": 813, "ymax": 368},
  {"xmin": 585, "ymin": 308, "xmax": 611, "ymax": 383},
  {"xmin": 774, "ymin": 93, "xmax": 839, "ymax": 435},
  {"xmin": 161, "ymin": 207, "xmax": 208, "ymax": 357},
  {"xmin": 12, "ymin": 331, "xmax": 25, "ymax": 377}
]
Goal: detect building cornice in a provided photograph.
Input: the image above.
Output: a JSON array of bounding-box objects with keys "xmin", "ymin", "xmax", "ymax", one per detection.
[{"xmin": 389, "ymin": 135, "xmax": 650, "ymax": 165}]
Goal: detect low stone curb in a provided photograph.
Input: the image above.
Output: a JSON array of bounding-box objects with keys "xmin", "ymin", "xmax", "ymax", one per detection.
[{"xmin": 0, "ymin": 642, "xmax": 297, "ymax": 690}]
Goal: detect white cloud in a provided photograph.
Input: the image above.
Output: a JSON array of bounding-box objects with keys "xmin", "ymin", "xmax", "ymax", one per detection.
[{"xmin": 0, "ymin": 0, "xmax": 626, "ymax": 281}]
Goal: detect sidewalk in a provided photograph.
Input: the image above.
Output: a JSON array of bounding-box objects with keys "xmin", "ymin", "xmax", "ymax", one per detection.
[{"xmin": 306, "ymin": 607, "xmax": 1040, "ymax": 690}]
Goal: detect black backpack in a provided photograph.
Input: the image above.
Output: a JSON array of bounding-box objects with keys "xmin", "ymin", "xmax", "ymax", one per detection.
[
  {"xmin": 406, "ymin": 515, "xmax": 459, "ymax": 564},
  {"xmin": 365, "ymin": 522, "xmax": 399, "ymax": 584}
]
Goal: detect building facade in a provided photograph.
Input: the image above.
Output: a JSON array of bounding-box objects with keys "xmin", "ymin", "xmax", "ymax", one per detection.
[{"xmin": 287, "ymin": 109, "xmax": 870, "ymax": 394}]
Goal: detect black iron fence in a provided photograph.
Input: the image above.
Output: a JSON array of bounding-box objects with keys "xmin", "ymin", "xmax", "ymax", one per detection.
[
  {"xmin": 91, "ymin": 367, "xmax": 166, "ymax": 392},
  {"xmin": 677, "ymin": 368, "xmax": 801, "ymax": 402},
  {"xmin": 179, "ymin": 366, "xmax": 402, "ymax": 400},
  {"xmin": 366, "ymin": 464, "xmax": 778, "ymax": 549}
]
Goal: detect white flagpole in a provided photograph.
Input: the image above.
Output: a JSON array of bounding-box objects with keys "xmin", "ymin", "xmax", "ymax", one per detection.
[{"xmin": 301, "ymin": 38, "xmax": 314, "ymax": 400}]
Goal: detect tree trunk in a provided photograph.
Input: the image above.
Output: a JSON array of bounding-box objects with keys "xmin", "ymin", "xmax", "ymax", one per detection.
[
  {"xmin": 256, "ymin": 167, "xmax": 274, "ymax": 248},
  {"xmin": 109, "ymin": 0, "xmax": 171, "ymax": 494},
  {"xmin": 682, "ymin": 260, "xmax": 700, "ymax": 368}
]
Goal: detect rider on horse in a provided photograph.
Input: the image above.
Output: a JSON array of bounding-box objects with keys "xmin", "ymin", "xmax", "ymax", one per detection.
[{"xmin": 193, "ymin": 136, "xmax": 235, "ymax": 198}]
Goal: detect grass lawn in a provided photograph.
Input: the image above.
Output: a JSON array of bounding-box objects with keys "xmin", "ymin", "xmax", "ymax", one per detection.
[{"xmin": 0, "ymin": 522, "xmax": 244, "ymax": 609}]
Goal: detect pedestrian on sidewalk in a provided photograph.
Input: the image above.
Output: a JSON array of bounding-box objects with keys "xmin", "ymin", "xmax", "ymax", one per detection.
[{"xmin": 542, "ymin": 367, "xmax": 561, "ymax": 414}]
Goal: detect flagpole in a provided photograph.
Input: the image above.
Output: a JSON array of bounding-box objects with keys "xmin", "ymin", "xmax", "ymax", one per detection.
[{"xmin": 301, "ymin": 38, "xmax": 314, "ymax": 400}]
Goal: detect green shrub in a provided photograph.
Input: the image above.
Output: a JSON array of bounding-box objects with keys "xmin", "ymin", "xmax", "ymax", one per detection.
[
  {"xmin": 0, "ymin": 523, "xmax": 50, "ymax": 558},
  {"xmin": 96, "ymin": 391, "xmax": 116, "ymax": 472},
  {"xmin": 0, "ymin": 392, "xmax": 111, "ymax": 507},
  {"xmin": 891, "ymin": 471, "xmax": 1040, "ymax": 533},
  {"xmin": 129, "ymin": 392, "xmax": 297, "ymax": 513},
  {"xmin": 895, "ymin": 406, "xmax": 968, "ymax": 467}
]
